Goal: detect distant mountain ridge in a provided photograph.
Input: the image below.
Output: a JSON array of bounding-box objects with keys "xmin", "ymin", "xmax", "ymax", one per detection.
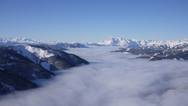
[
  {"xmin": 0, "ymin": 37, "xmax": 88, "ymax": 48},
  {"xmin": 2, "ymin": 37, "xmax": 188, "ymax": 50},
  {"xmin": 98, "ymin": 37, "xmax": 188, "ymax": 49},
  {"xmin": 0, "ymin": 37, "xmax": 40, "ymax": 44},
  {"xmin": 102, "ymin": 37, "xmax": 188, "ymax": 61},
  {"xmin": 1, "ymin": 37, "xmax": 188, "ymax": 61}
]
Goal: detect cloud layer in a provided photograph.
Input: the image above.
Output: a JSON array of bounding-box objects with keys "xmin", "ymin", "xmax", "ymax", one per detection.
[{"xmin": 0, "ymin": 47, "xmax": 188, "ymax": 106}]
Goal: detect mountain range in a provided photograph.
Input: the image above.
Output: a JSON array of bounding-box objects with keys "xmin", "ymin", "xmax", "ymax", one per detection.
[
  {"xmin": 1, "ymin": 37, "xmax": 188, "ymax": 95},
  {"xmin": 99, "ymin": 37, "xmax": 188, "ymax": 61}
]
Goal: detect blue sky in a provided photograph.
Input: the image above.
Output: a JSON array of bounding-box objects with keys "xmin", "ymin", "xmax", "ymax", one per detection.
[{"xmin": 0, "ymin": 0, "xmax": 188, "ymax": 42}]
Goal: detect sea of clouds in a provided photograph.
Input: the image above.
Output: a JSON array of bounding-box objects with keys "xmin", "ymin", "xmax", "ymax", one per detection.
[{"xmin": 0, "ymin": 47, "xmax": 188, "ymax": 106}]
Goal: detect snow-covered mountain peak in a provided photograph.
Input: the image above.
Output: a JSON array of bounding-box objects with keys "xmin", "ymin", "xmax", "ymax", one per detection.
[
  {"xmin": 99, "ymin": 37, "xmax": 136, "ymax": 46},
  {"xmin": 0, "ymin": 37, "xmax": 88, "ymax": 48},
  {"xmin": 0, "ymin": 37, "xmax": 40, "ymax": 44},
  {"xmin": 98, "ymin": 37, "xmax": 188, "ymax": 49}
]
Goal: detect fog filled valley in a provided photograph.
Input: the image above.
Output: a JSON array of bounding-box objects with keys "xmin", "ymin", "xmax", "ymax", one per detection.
[
  {"xmin": 0, "ymin": 45, "xmax": 188, "ymax": 106},
  {"xmin": 1, "ymin": 0, "xmax": 188, "ymax": 105}
]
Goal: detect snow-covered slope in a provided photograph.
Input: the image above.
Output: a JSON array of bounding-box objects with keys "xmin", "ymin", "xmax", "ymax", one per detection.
[
  {"xmin": 10, "ymin": 43, "xmax": 89, "ymax": 71},
  {"xmin": 0, "ymin": 39, "xmax": 89, "ymax": 94}
]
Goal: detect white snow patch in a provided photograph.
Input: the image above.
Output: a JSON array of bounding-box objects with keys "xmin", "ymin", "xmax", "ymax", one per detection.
[
  {"xmin": 25, "ymin": 45, "xmax": 54, "ymax": 59},
  {"xmin": 14, "ymin": 45, "xmax": 54, "ymax": 63}
]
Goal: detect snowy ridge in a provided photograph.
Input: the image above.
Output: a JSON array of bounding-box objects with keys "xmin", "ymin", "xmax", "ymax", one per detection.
[
  {"xmin": 13, "ymin": 45, "xmax": 40, "ymax": 64},
  {"xmin": 98, "ymin": 37, "xmax": 188, "ymax": 49},
  {"xmin": 0, "ymin": 38, "xmax": 89, "ymax": 95},
  {"xmin": 14, "ymin": 45, "xmax": 54, "ymax": 63},
  {"xmin": 0, "ymin": 37, "xmax": 89, "ymax": 70},
  {"xmin": 24, "ymin": 45, "xmax": 54, "ymax": 59},
  {"xmin": 0, "ymin": 37, "xmax": 40, "ymax": 44},
  {"xmin": 1, "ymin": 37, "xmax": 188, "ymax": 49},
  {"xmin": 99, "ymin": 37, "xmax": 188, "ymax": 60},
  {"xmin": 12, "ymin": 44, "xmax": 54, "ymax": 70},
  {"xmin": 0, "ymin": 37, "xmax": 88, "ymax": 48}
]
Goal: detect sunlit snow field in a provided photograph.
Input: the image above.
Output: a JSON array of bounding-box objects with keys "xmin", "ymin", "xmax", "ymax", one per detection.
[{"xmin": 1, "ymin": 46, "xmax": 188, "ymax": 106}]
